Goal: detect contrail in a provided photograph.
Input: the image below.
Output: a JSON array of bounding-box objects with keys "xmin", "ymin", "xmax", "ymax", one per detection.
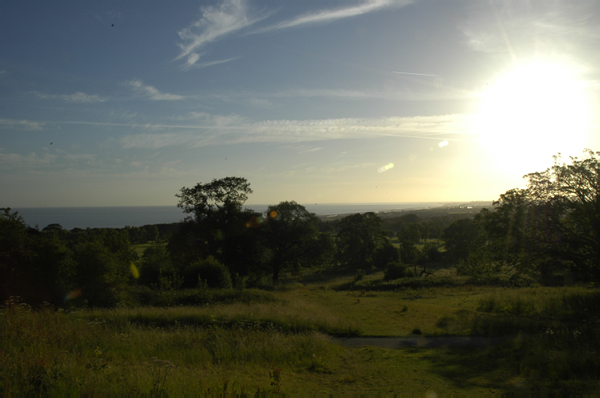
[{"xmin": 392, "ymin": 71, "xmax": 436, "ymax": 77}]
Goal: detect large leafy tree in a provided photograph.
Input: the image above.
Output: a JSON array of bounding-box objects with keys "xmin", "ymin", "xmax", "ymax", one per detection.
[
  {"xmin": 471, "ymin": 189, "xmax": 544, "ymax": 276},
  {"xmin": 443, "ymin": 218, "xmax": 483, "ymax": 263},
  {"xmin": 260, "ymin": 201, "xmax": 333, "ymax": 283},
  {"xmin": 177, "ymin": 177, "xmax": 253, "ymax": 223},
  {"xmin": 335, "ymin": 212, "xmax": 385, "ymax": 270},
  {"xmin": 452, "ymin": 150, "xmax": 600, "ymax": 281},
  {"xmin": 172, "ymin": 177, "xmax": 261, "ymax": 277},
  {"xmin": 0, "ymin": 208, "xmax": 76, "ymax": 304},
  {"xmin": 525, "ymin": 150, "xmax": 600, "ymax": 279}
]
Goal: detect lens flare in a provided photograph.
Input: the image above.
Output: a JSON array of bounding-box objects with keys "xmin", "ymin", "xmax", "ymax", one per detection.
[
  {"xmin": 246, "ymin": 215, "xmax": 263, "ymax": 228},
  {"xmin": 269, "ymin": 211, "xmax": 278, "ymax": 218},
  {"xmin": 377, "ymin": 163, "xmax": 394, "ymax": 173},
  {"xmin": 130, "ymin": 262, "xmax": 140, "ymax": 279},
  {"xmin": 439, "ymin": 140, "xmax": 448, "ymax": 148},
  {"xmin": 64, "ymin": 288, "xmax": 82, "ymax": 301}
]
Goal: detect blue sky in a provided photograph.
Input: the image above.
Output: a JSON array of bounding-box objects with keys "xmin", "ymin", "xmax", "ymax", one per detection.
[{"xmin": 1, "ymin": 0, "xmax": 599, "ymax": 207}]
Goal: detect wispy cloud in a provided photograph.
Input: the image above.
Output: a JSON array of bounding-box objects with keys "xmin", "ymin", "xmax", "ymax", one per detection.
[
  {"xmin": 176, "ymin": 0, "xmax": 412, "ymax": 69},
  {"xmin": 117, "ymin": 113, "xmax": 475, "ymax": 149},
  {"xmin": 195, "ymin": 56, "xmax": 241, "ymax": 69},
  {"xmin": 0, "ymin": 152, "xmax": 56, "ymax": 169},
  {"xmin": 269, "ymin": 87, "xmax": 473, "ymax": 101},
  {"xmin": 175, "ymin": 0, "xmax": 265, "ymax": 69},
  {"xmin": 248, "ymin": 98, "xmax": 274, "ymax": 108},
  {"xmin": 125, "ymin": 79, "xmax": 184, "ymax": 100},
  {"xmin": 34, "ymin": 91, "xmax": 106, "ymax": 103},
  {"xmin": 255, "ymin": 0, "xmax": 412, "ymax": 33},
  {"xmin": 0, "ymin": 118, "xmax": 43, "ymax": 130},
  {"xmin": 392, "ymin": 71, "xmax": 436, "ymax": 77}
]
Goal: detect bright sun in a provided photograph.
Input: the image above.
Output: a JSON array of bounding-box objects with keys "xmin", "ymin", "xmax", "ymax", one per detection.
[{"xmin": 476, "ymin": 62, "xmax": 591, "ymax": 175}]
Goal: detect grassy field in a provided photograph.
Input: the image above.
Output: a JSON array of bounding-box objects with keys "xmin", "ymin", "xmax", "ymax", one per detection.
[
  {"xmin": 131, "ymin": 242, "xmax": 158, "ymax": 257},
  {"xmin": 2, "ymin": 274, "xmax": 600, "ymax": 395}
]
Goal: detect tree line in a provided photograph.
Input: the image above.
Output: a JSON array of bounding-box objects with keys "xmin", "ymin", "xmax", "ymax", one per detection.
[
  {"xmin": 2, "ymin": 150, "xmax": 599, "ymax": 306},
  {"xmin": 443, "ymin": 149, "xmax": 600, "ymax": 284}
]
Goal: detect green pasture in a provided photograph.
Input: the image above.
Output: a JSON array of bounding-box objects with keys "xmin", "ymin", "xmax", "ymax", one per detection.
[{"xmin": 2, "ymin": 279, "xmax": 599, "ymax": 395}]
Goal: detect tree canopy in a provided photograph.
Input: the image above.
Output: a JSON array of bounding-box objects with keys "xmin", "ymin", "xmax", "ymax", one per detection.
[
  {"xmin": 173, "ymin": 177, "xmax": 261, "ymax": 276},
  {"xmin": 261, "ymin": 201, "xmax": 333, "ymax": 282},
  {"xmin": 335, "ymin": 212, "xmax": 385, "ymax": 270}
]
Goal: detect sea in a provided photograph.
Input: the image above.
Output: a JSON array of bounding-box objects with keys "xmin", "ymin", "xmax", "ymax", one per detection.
[{"xmin": 12, "ymin": 203, "xmax": 443, "ymax": 230}]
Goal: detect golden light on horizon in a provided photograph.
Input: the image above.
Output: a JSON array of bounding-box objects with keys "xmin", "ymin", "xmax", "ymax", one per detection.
[{"xmin": 476, "ymin": 61, "xmax": 591, "ymax": 175}]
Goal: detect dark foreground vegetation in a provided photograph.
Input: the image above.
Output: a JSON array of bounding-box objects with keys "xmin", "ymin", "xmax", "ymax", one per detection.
[{"xmin": 2, "ymin": 150, "xmax": 600, "ymax": 394}]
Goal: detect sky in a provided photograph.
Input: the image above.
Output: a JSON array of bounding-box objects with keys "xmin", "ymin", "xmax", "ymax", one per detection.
[{"xmin": 1, "ymin": 0, "xmax": 600, "ymax": 207}]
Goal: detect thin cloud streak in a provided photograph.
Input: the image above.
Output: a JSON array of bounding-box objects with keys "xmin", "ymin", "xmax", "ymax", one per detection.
[
  {"xmin": 195, "ymin": 56, "xmax": 241, "ymax": 69},
  {"xmin": 268, "ymin": 88, "xmax": 474, "ymax": 101},
  {"xmin": 392, "ymin": 71, "xmax": 437, "ymax": 77},
  {"xmin": 34, "ymin": 91, "xmax": 106, "ymax": 103},
  {"xmin": 255, "ymin": 0, "xmax": 413, "ymax": 33}
]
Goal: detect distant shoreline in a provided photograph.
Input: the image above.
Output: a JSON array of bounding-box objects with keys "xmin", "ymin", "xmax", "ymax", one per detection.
[{"xmin": 11, "ymin": 201, "xmax": 492, "ymax": 230}]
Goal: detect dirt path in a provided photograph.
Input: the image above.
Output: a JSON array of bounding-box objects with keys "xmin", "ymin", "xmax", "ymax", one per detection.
[{"xmin": 336, "ymin": 336, "xmax": 506, "ymax": 349}]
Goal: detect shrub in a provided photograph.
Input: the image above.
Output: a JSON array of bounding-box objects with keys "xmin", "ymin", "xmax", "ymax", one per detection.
[
  {"xmin": 353, "ymin": 269, "xmax": 366, "ymax": 283},
  {"xmin": 73, "ymin": 240, "xmax": 125, "ymax": 307},
  {"xmin": 183, "ymin": 256, "xmax": 232, "ymax": 289},
  {"xmin": 383, "ymin": 261, "xmax": 410, "ymax": 281},
  {"xmin": 372, "ymin": 244, "xmax": 399, "ymax": 270}
]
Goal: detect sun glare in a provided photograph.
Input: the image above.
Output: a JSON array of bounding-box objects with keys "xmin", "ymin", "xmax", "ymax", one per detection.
[{"xmin": 476, "ymin": 62, "xmax": 591, "ymax": 175}]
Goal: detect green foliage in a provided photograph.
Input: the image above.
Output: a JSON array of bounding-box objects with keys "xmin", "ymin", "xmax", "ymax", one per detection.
[
  {"xmin": 447, "ymin": 150, "xmax": 600, "ymax": 283},
  {"xmin": 525, "ymin": 150, "xmax": 600, "ymax": 279},
  {"xmin": 398, "ymin": 239, "xmax": 422, "ymax": 265},
  {"xmin": 173, "ymin": 177, "xmax": 262, "ymax": 278},
  {"xmin": 335, "ymin": 212, "xmax": 385, "ymax": 270},
  {"xmin": 0, "ymin": 208, "xmax": 31, "ymax": 300},
  {"xmin": 128, "ymin": 287, "xmax": 279, "ymax": 307},
  {"xmin": 139, "ymin": 242, "xmax": 179, "ymax": 289},
  {"xmin": 352, "ymin": 269, "xmax": 366, "ymax": 283},
  {"xmin": 372, "ymin": 243, "xmax": 399, "ymax": 270},
  {"xmin": 183, "ymin": 256, "xmax": 232, "ymax": 289},
  {"xmin": 455, "ymin": 247, "xmax": 497, "ymax": 277},
  {"xmin": 261, "ymin": 201, "xmax": 332, "ymax": 282},
  {"xmin": 422, "ymin": 242, "xmax": 442, "ymax": 263},
  {"xmin": 73, "ymin": 240, "xmax": 127, "ymax": 307},
  {"xmin": 383, "ymin": 262, "xmax": 411, "ymax": 281},
  {"xmin": 443, "ymin": 218, "xmax": 484, "ymax": 263},
  {"xmin": 177, "ymin": 176, "xmax": 253, "ymax": 221},
  {"xmin": 125, "ymin": 225, "xmax": 160, "ymax": 244},
  {"xmin": 400, "ymin": 223, "xmax": 422, "ymax": 243},
  {"xmin": 0, "ymin": 208, "xmax": 76, "ymax": 304}
]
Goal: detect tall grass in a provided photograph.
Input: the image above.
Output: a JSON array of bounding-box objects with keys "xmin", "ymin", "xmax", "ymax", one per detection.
[
  {"xmin": 1, "ymin": 297, "xmax": 346, "ymax": 395},
  {"xmin": 462, "ymin": 288, "xmax": 600, "ymax": 393},
  {"xmin": 81, "ymin": 299, "xmax": 361, "ymax": 336},
  {"xmin": 127, "ymin": 287, "xmax": 279, "ymax": 307}
]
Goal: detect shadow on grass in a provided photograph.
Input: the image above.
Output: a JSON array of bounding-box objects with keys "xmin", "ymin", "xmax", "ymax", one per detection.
[
  {"xmin": 418, "ymin": 344, "xmax": 518, "ymax": 392},
  {"xmin": 420, "ymin": 337, "xmax": 600, "ymax": 395}
]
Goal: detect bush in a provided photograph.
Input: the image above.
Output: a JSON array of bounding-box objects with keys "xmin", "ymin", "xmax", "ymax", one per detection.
[
  {"xmin": 73, "ymin": 240, "xmax": 125, "ymax": 307},
  {"xmin": 372, "ymin": 244, "xmax": 399, "ymax": 270},
  {"xmin": 353, "ymin": 269, "xmax": 366, "ymax": 283},
  {"xmin": 383, "ymin": 262, "xmax": 411, "ymax": 281},
  {"xmin": 183, "ymin": 256, "xmax": 232, "ymax": 289}
]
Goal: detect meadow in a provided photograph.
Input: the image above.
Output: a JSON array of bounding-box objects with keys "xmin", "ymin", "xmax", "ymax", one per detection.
[{"xmin": 2, "ymin": 273, "xmax": 600, "ymax": 395}]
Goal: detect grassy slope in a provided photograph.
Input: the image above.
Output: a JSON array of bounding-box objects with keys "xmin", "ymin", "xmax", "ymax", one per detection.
[{"xmin": 2, "ymin": 278, "xmax": 599, "ymax": 395}]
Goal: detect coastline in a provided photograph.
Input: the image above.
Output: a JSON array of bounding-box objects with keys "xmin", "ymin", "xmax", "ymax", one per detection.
[{"xmin": 11, "ymin": 201, "xmax": 490, "ymax": 230}]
